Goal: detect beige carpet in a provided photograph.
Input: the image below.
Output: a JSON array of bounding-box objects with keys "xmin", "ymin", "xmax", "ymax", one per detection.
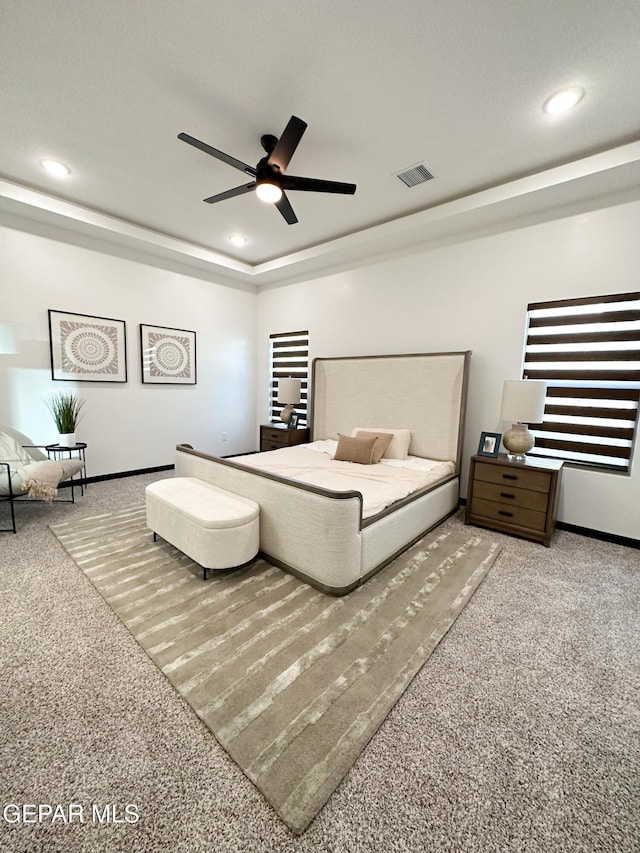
[{"xmin": 50, "ymin": 504, "xmax": 500, "ymax": 834}]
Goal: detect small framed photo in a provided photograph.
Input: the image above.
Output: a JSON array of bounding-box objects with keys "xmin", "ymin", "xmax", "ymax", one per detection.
[
  {"xmin": 140, "ymin": 324, "xmax": 196, "ymax": 384},
  {"xmin": 477, "ymin": 431, "xmax": 501, "ymax": 458},
  {"xmin": 48, "ymin": 309, "xmax": 127, "ymax": 382},
  {"xmin": 288, "ymin": 412, "xmax": 299, "ymax": 429}
]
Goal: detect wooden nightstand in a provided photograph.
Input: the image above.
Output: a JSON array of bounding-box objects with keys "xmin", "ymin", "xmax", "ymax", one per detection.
[
  {"xmin": 260, "ymin": 423, "xmax": 310, "ymax": 452},
  {"xmin": 465, "ymin": 453, "xmax": 563, "ymax": 546}
]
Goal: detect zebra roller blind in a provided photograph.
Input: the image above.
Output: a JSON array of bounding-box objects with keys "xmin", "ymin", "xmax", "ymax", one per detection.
[
  {"xmin": 523, "ymin": 292, "xmax": 640, "ymax": 472},
  {"xmin": 269, "ymin": 330, "xmax": 309, "ymax": 425}
]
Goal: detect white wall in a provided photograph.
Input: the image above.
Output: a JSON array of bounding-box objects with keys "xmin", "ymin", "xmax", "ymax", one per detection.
[
  {"xmin": 0, "ymin": 225, "xmax": 257, "ymax": 477},
  {"xmin": 257, "ymin": 199, "xmax": 640, "ymax": 540},
  {"xmin": 2, "ymin": 199, "xmax": 638, "ymax": 539}
]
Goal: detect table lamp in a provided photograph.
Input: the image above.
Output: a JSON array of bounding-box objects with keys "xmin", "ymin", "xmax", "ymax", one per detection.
[
  {"xmin": 277, "ymin": 377, "xmax": 301, "ymax": 426},
  {"xmin": 500, "ymin": 379, "xmax": 547, "ymax": 460}
]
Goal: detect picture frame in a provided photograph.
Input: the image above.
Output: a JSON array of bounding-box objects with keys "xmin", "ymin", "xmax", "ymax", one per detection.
[
  {"xmin": 48, "ymin": 309, "xmax": 127, "ymax": 382},
  {"xmin": 288, "ymin": 412, "xmax": 299, "ymax": 429},
  {"xmin": 477, "ymin": 431, "xmax": 502, "ymax": 458},
  {"xmin": 140, "ymin": 324, "xmax": 197, "ymax": 384}
]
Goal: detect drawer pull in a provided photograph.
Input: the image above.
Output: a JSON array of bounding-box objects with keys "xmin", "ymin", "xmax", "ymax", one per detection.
[
  {"xmin": 502, "ymin": 473, "xmax": 518, "ymax": 481},
  {"xmin": 500, "ymin": 492, "xmax": 515, "ymax": 499},
  {"xmin": 498, "ymin": 510, "xmax": 514, "ymax": 517}
]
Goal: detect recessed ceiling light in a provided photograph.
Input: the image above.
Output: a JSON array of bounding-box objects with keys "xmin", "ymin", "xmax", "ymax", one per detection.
[
  {"xmin": 228, "ymin": 234, "xmax": 248, "ymax": 247},
  {"xmin": 543, "ymin": 86, "xmax": 585, "ymax": 114},
  {"xmin": 40, "ymin": 158, "xmax": 71, "ymax": 178}
]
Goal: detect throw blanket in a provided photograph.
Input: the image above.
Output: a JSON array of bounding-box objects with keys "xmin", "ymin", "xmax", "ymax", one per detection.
[{"xmin": 21, "ymin": 460, "xmax": 65, "ymax": 500}]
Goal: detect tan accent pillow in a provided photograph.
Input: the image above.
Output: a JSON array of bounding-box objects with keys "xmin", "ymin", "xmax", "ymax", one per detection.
[
  {"xmin": 334, "ymin": 433, "xmax": 378, "ymax": 465},
  {"xmin": 350, "ymin": 427, "xmax": 412, "ymax": 459},
  {"xmin": 354, "ymin": 430, "xmax": 392, "ymax": 463}
]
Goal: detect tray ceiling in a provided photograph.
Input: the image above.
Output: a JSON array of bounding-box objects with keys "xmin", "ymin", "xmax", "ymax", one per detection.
[{"xmin": 1, "ymin": 0, "xmax": 639, "ymax": 288}]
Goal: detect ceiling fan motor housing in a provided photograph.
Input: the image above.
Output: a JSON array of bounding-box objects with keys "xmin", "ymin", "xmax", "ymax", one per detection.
[{"xmin": 256, "ymin": 157, "xmax": 283, "ymax": 191}]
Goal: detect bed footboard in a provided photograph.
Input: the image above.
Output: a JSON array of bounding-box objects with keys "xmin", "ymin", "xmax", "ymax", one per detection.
[
  {"xmin": 360, "ymin": 477, "xmax": 459, "ymax": 578},
  {"xmin": 175, "ymin": 445, "xmax": 364, "ymax": 593}
]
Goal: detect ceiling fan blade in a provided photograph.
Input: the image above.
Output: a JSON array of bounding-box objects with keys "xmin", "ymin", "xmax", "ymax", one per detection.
[
  {"xmin": 275, "ymin": 192, "xmax": 298, "ymax": 224},
  {"xmin": 178, "ymin": 132, "xmax": 256, "ymax": 176},
  {"xmin": 267, "ymin": 116, "xmax": 307, "ymax": 172},
  {"xmin": 282, "ymin": 174, "xmax": 357, "ymax": 194},
  {"xmin": 203, "ymin": 182, "xmax": 256, "ymax": 204}
]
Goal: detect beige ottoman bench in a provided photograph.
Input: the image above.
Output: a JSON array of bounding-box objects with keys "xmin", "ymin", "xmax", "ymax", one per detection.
[{"xmin": 145, "ymin": 477, "xmax": 259, "ymax": 580}]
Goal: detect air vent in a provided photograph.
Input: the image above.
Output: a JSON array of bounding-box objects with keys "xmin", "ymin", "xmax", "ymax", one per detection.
[{"xmin": 395, "ymin": 163, "xmax": 435, "ymax": 188}]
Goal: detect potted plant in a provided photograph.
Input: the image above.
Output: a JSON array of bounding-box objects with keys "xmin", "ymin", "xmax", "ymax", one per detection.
[{"xmin": 46, "ymin": 391, "xmax": 85, "ymax": 447}]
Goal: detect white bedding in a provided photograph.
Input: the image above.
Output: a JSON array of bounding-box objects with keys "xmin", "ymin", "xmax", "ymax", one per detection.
[{"xmin": 233, "ymin": 439, "xmax": 455, "ymax": 519}]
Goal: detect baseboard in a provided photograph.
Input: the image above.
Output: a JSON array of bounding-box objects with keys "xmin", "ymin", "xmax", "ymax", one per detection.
[
  {"xmin": 69, "ymin": 452, "xmax": 256, "ymax": 488},
  {"xmin": 63, "ymin": 464, "xmax": 175, "ymax": 486},
  {"xmin": 555, "ymin": 521, "xmax": 639, "ymax": 550},
  {"xmin": 458, "ymin": 497, "xmax": 639, "ymax": 550}
]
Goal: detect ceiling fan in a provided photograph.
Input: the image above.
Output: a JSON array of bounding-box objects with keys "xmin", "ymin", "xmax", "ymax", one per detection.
[{"xmin": 178, "ymin": 115, "xmax": 356, "ymax": 225}]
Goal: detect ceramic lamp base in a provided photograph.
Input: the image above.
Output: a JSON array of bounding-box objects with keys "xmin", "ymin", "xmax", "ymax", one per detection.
[
  {"xmin": 502, "ymin": 422, "xmax": 534, "ymax": 460},
  {"xmin": 280, "ymin": 405, "xmax": 295, "ymax": 425}
]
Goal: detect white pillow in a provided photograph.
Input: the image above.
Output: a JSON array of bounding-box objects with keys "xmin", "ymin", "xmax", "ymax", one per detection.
[
  {"xmin": 0, "ymin": 430, "xmax": 32, "ymax": 466},
  {"xmin": 350, "ymin": 427, "xmax": 412, "ymax": 460}
]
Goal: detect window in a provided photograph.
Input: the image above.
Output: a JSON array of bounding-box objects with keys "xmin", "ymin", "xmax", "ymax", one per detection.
[
  {"xmin": 522, "ymin": 292, "xmax": 640, "ymax": 473},
  {"xmin": 269, "ymin": 330, "xmax": 309, "ymax": 425}
]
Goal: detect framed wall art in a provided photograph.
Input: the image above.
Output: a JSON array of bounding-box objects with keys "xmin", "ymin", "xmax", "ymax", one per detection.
[
  {"xmin": 48, "ymin": 309, "xmax": 127, "ymax": 382},
  {"xmin": 140, "ymin": 324, "xmax": 197, "ymax": 384}
]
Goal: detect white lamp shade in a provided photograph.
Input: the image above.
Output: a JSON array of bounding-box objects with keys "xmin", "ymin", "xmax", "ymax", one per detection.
[
  {"xmin": 277, "ymin": 377, "xmax": 301, "ymax": 405},
  {"xmin": 500, "ymin": 380, "xmax": 547, "ymax": 424}
]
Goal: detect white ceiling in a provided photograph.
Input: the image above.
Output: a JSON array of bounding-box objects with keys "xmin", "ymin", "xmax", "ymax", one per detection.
[{"xmin": 1, "ymin": 0, "xmax": 640, "ymax": 288}]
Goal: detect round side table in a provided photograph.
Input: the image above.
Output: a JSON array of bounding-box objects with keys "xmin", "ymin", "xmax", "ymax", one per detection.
[{"xmin": 46, "ymin": 442, "xmax": 88, "ymax": 498}]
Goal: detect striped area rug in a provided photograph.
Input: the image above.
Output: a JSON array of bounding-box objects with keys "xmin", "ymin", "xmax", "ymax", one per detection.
[{"xmin": 50, "ymin": 505, "xmax": 500, "ymax": 834}]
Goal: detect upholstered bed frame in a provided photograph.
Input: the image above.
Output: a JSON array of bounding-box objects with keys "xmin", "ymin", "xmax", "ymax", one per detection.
[{"xmin": 175, "ymin": 351, "xmax": 471, "ymax": 594}]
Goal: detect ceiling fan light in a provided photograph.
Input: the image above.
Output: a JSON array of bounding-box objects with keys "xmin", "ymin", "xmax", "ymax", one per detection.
[{"xmin": 256, "ymin": 182, "xmax": 282, "ymax": 203}]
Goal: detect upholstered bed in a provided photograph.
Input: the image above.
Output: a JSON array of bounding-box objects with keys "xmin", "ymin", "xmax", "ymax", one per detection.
[{"xmin": 175, "ymin": 351, "xmax": 470, "ymax": 594}]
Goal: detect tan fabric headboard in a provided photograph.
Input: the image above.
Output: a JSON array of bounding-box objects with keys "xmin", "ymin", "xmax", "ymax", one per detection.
[{"xmin": 310, "ymin": 352, "xmax": 470, "ymax": 468}]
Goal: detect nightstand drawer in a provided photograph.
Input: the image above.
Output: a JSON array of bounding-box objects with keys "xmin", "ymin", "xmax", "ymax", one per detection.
[
  {"xmin": 259, "ymin": 424, "xmax": 310, "ymax": 452},
  {"xmin": 472, "ymin": 480, "xmax": 549, "ymax": 512},
  {"xmin": 470, "ymin": 497, "xmax": 547, "ymax": 532},
  {"xmin": 261, "ymin": 428, "xmax": 290, "ymax": 447},
  {"xmin": 474, "ymin": 461, "xmax": 551, "ymax": 494}
]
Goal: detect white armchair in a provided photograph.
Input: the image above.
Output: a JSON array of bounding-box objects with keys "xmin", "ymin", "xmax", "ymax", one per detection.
[{"xmin": 0, "ymin": 427, "xmax": 85, "ymax": 533}]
